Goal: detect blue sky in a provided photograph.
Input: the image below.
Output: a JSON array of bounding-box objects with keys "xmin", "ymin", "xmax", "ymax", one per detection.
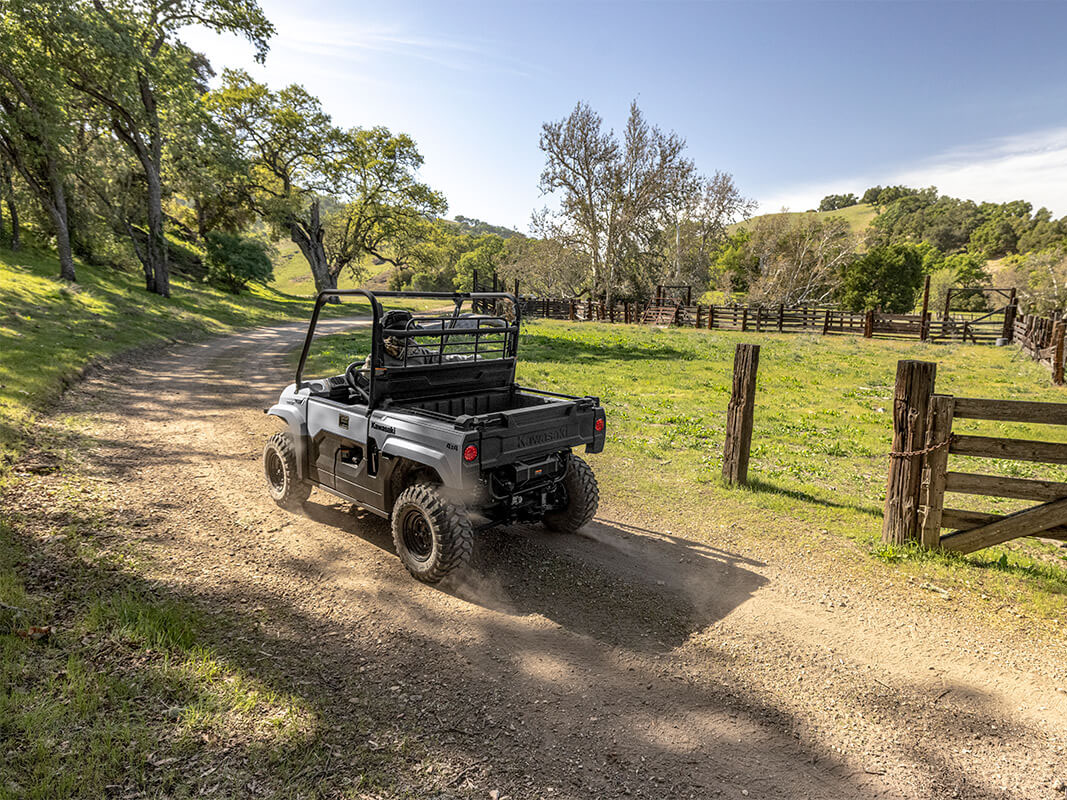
[{"xmin": 182, "ymin": 0, "xmax": 1067, "ymax": 230}]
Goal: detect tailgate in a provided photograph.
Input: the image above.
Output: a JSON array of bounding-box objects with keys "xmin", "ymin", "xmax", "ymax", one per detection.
[{"xmin": 474, "ymin": 399, "xmax": 601, "ymax": 465}]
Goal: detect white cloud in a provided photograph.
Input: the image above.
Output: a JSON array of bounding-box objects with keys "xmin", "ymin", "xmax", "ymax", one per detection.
[
  {"xmin": 180, "ymin": 5, "xmax": 540, "ymax": 79},
  {"xmin": 759, "ymin": 127, "xmax": 1067, "ymax": 216}
]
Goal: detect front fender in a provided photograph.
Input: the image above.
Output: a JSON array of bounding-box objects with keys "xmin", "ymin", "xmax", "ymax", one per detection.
[{"xmin": 267, "ymin": 404, "xmax": 308, "ymax": 480}]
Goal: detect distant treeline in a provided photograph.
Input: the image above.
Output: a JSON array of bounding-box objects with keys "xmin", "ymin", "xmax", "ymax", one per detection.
[{"xmin": 815, "ymin": 186, "xmax": 1067, "ymax": 313}]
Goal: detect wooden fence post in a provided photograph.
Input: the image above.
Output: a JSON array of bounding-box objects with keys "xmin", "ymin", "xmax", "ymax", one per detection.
[
  {"xmin": 920, "ymin": 275, "xmax": 931, "ymax": 342},
  {"xmin": 695, "ymin": 305, "xmax": 702, "ymax": 328},
  {"xmin": 741, "ymin": 307, "xmax": 748, "ymax": 332},
  {"xmin": 624, "ymin": 301, "xmax": 631, "ymax": 324},
  {"xmin": 882, "ymin": 360, "xmax": 938, "ymax": 546},
  {"xmin": 1054, "ymin": 321, "xmax": 1065, "ymax": 385},
  {"xmin": 755, "ymin": 307, "xmax": 762, "ymax": 332},
  {"xmin": 708, "ymin": 306, "xmax": 714, "ymax": 330},
  {"xmin": 1002, "ymin": 288, "xmax": 1017, "ymax": 341},
  {"xmin": 822, "ymin": 309, "xmax": 831, "ymax": 335},
  {"xmin": 920, "ymin": 394, "xmax": 955, "ymax": 549},
  {"xmin": 569, "ymin": 299, "xmax": 576, "ymax": 321},
  {"xmin": 864, "ymin": 310, "xmax": 874, "ymax": 338},
  {"xmin": 723, "ymin": 343, "xmax": 760, "ymax": 486},
  {"xmin": 777, "ymin": 304, "xmax": 784, "ymax": 332}
]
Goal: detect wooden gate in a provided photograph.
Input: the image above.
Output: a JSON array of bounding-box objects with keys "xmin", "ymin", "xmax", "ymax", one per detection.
[
  {"xmin": 882, "ymin": 359, "xmax": 1067, "ymax": 553},
  {"xmin": 920, "ymin": 396, "xmax": 1067, "ymax": 553}
]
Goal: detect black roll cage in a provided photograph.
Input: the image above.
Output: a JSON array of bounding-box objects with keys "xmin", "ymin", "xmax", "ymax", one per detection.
[{"xmin": 293, "ymin": 289, "xmax": 521, "ymax": 409}]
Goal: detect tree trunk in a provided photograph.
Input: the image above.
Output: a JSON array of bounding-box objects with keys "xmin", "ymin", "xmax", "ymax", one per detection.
[
  {"xmin": 47, "ymin": 169, "xmax": 75, "ymax": 281},
  {"xmin": 144, "ymin": 165, "xmax": 168, "ymax": 296},
  {"xmin": 1, "ymin": 164, "xmax": 18, "ymax": 251},
  {"xmin": 290, "ymin": 199, "xmax": 334, "ymax": 296},
  {"xmin": 195, "ymin": 197, "xmax": 207, "ymax": 241},
  {"xmin": 8, "ymin": 198, "xmax": 20, "ymax": 250}
]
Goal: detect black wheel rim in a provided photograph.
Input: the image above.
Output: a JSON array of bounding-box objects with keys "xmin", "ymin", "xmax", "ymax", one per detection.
[
  {"xmin": 266, "ymin": 449, "xmax": 285, "ymax": 491},
  {"xmin": 400, "ymin": 507, "xmax": 433, "ymax": 562}
]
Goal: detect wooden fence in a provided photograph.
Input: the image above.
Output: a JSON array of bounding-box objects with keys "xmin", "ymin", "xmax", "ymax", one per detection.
[
  {"xmin": 515, "ymin": 296, "xmax": 1012, "ymax": 344},
  {"xmin": 1013, "ymin": 313, "xmax": 1066, "ymax": 384},
  {"xmin": 882, "ymin": 359, "xmax": 1067, "ymax": 553}
]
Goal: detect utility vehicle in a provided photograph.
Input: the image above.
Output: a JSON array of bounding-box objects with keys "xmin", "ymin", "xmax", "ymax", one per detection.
[{"xmin": 263, "ymin": 290, "xmax": 606, "ymax": 583}]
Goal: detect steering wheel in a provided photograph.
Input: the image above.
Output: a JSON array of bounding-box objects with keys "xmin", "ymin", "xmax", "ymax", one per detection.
[{"xmin": 344, "ymin": 360, "xmax": 371, "ymax": 404}]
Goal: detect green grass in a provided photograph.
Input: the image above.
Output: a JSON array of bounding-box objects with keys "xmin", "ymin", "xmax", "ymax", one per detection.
[
  {"xmin": 0, "ymin": 513, "xmax": 348, "ymax": 799},
  {"xmin": 303, "ymin": 320, "xmax": 1067, "ymax": 617},
  {"xmin": 734, "ymin": 202, "xmax": 879, "ymax": 236}
]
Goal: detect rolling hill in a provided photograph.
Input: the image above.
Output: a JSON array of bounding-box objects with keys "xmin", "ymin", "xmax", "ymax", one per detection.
[{"xmin": 732, "ymin": 202, "xmax": 879, "ymax": 236}]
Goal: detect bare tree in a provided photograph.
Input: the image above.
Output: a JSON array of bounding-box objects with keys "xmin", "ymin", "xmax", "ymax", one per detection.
[
  {"xmin": 538, "ymin": 101, "xmax": 745, "ymax": 303},
  {"xmin": 740, "ymin": 214, "xmax": 856, "ymax": 306},
  {"xmin": 602, "ymin": 102, "xmax": 699, "ymax": 306},
  {"xmin": 677, "ymin": 172, "xmax": 756, "ymax": 277},
  {"xmin": 499, "ymin": 228, "xmax": 587, "ymax": 297},
  {"xmin": 538, "ymin": 102, "xmax": 617, "ymax": 299}
]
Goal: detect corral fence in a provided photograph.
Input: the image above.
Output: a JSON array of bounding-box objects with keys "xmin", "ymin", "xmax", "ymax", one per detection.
[
  {"xmin": 882, "ymin": 359, "xmax": 1067, "ymax": 554},
  {"xmin": 513, "ymin": 296, "xmax": 1015, "ymax": 344},
  {"xmin": 476, "ymin": 273, "xmax": 1019, "ymax": 347},
  {"xmin": 475, "ymin": 273, "xmax": 1067, "ymax": 382},
  {"xmin": 1013, "ymin": 313, "xmax": 1066, "ymax": 384}
]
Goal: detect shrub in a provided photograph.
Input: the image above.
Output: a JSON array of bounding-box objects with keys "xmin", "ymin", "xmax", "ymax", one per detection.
[
  {"xmin": 203, "ymin": 232, "xmax": 273, "ymax": 294},
  {"xmin": 837, "ymin": 243, "xmax": 924, "ymax": 312}
]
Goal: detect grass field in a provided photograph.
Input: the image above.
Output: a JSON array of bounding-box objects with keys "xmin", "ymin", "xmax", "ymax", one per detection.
[
  {"xmin": 303, "ymin": 318, "xmax": 1067, "ymax": 617},
  {"xmin": 733, "ymin": 202, "xmax": 879, "ymax": 236}
]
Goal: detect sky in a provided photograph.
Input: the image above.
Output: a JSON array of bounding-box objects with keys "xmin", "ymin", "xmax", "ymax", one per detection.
[{"xmin": 181, "ymin": 0, "xmax": 1067, "ymax": 232}]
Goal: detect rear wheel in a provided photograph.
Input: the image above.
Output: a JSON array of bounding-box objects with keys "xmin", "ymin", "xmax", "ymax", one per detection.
[
  {"xmin": 543, "ymin": 454, "xmax": 599, "ymax": 534},
  {"xmin": 391, "ymin": 483, "xmax": 473, "ymax": 584},
  {"xmin": 263, "ymin": 432, "xmax": 310, "ymax": 509}
]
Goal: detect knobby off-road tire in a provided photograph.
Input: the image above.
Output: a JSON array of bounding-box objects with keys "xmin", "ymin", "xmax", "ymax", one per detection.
[
  {"xmin": 543, "ymin": 454, "xmax": 599, "ymax": 534},
  {"xmin": 391, "ymin": 483, "xmax": 473, "ymax": 584},
  {"xmin": 263, "ymin": 432, "xmax": 311, "ymax": 510}
]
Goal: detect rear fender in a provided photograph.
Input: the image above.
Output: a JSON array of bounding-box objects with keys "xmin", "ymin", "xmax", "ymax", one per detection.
[
  {"xmin": 380, "ymin": 439, "xmax": 461, "ymax": 492},
  {"xmin": 267, "ymin": 404, "xmax": 308, "ymax": 480}
]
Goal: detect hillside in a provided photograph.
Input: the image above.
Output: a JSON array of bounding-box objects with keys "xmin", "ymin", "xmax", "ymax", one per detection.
[
  {"xmin": 268, "ymin": 239, "xmax": 394, "ymax": 296},
  {"xmin": 734, "ymin": 202, "xmax": 879, "ymax": 236}
]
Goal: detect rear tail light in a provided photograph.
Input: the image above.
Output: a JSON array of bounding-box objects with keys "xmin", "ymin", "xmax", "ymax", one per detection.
[
  {"xmin": 463, "ymin": 444, "xmax": 479, "ymax": 462},
  {"xmin": 595, "ymin": 417, "xmax": 605, "ymax": 432}
]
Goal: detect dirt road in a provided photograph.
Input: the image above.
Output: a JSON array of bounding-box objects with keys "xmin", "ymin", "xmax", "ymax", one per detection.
[{"xmin": 47, "ymin": 319, "xmax": 1067, "ymax": 799}]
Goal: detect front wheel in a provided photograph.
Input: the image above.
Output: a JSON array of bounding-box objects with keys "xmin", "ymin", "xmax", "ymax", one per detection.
[
  {"xmin": 543, "ymin": 454, "xmax": 599, "ymax": 534},
  {"xmin": 263, "ymin": 432, "xmax": 311, "ymax": 509},
  {"xmin": 391, "ymin": 483, "xmax": 473, "ymax": 584}
]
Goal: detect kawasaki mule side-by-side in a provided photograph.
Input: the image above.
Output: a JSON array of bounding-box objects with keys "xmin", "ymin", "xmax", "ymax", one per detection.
[{"xmin": 263, "ymin": 290, "xmax": 606, "ymax": 583}]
